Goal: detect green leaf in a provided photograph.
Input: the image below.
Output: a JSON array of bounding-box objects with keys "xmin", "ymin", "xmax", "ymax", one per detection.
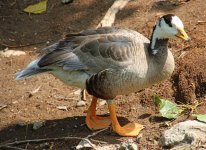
[
  {"xmin": 193, "ymin": 114, "xmax": 206, "ymax": 123},
  {"xmin": 24, "ymin": 0, "xmax": 47, "ymax": 14},
  {"xmin": 154, "ymin": 95, "xmax": 181, "ymax": 119},
  {"xmin": 154, "ymin": 95, "xmax": 162, "ymax": 107}
]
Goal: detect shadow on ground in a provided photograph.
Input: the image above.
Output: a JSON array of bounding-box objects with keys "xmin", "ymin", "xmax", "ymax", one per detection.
[{"xmin": 0, "ymin": 115, "xmax": 132, "ymax": 149}]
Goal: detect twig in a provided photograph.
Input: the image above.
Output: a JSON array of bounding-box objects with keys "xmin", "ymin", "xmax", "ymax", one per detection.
[
  {"xmin": 197, "ymin": 20, "xmax": 206, "ymax": 24},
  {"xmin": 0, "ymin": 136, "xmax": 82, "ymax": 148},
  {"xmin": 0, "ymin": 145, "xmax": 26, "ymax": 150},
  {"xmin": 97, "ymin": 0, "xmax": 130, "ymax": 28},
  {"xmin": 86, "ymin": 127, "xmax": 109, "ymax": 138},
  {"xmin": 0, "ymin": 104, "xmax": 7, "ymax": 111},
  {"xmin": 90, "ymin": 139, "xmax": 108, "ymax": 144},
  {"xmin": 0, "ymin": 128, "xmax": 109, "ymax": 148}
]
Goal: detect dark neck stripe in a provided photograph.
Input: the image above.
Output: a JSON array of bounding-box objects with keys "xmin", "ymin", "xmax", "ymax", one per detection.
[
  {"xmin": 148, "ymin": 25, "xmax": 169, "ymax": 55},
  {"xmin": 148, "ymin": 25, "xmax": 157, "ymax": 55}
]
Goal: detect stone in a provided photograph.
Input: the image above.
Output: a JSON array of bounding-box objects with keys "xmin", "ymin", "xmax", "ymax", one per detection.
[
  {"xmin": 33, "ymin": 121, "xmax": 45, "ymax": 130},
  {"xmin": 99, "ymin": 100, "xmax": 107, "ymax": 106},
  {"xmin": 76, "ymin": 100, "xmax": 86, "ymax": 107},
  {"xmin": 159, "ymin": 120, "xmax": 206, "ymax": 148},
  {"xmin": 170, "ymin": 144, "xmax": 196, "ymax": 150},
  {"xmin": 57, "ymin": 105, "xmax": 68, "ymax": 111},
  {"xmin": 61, "ymin": 0, "xmax": 73, "ymax": 4},
  {"xmin": 118, "ymin": 139, "xmax": 138, "ymax": 150}
]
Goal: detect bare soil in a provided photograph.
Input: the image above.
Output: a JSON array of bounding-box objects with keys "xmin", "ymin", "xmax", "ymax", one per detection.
[{"xmin": 0, "ymin": 0, "xmax": 206, "ymax": 149}]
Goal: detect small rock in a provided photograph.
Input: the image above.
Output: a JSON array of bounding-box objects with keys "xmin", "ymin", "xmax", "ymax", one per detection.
[
  {"xmin": 170, "ymin": 143, "xmax": 195, "ymax": 150},
  {"xmin": 33, "ymin": 121, "xmax": 45, "ymax": 130},
  {"xmin": 61, "ymin": 0, "xmax": 73, "ymax": 4},
  {"xmin": 76, "ymin": 139, "xmax": 95, "ymax": 149},
  {"xmin": 118, "ymin": 139, "xmax": 138, "ymax": 150},
  {"xmin": 57, "ymin": 105, "xmax": 68, "ymax": 111},
  {"xmin": 40, "ymin": 142, "xmax": 50, "ymax": 148},
  {"xmin": 99, "ymin": 100, "xmax": 107, "ymax": 106},
  {"xmin": 76, "ymin": 100, "xmax": 86, "ymax": 107},
  {"xmin": 159, "ymin": 120, "xmax": 206, "ymax": 148},
  {"xmin": 12, "ymin": 101, "xmax": 18, "ymax": 104},
  {"xmin": 46, "ymin": 41, "xmax": 50, "ymax": 45}
]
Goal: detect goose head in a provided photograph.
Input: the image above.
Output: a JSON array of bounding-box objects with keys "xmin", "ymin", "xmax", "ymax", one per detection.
[
  {"xmin": 154, "ymin": 14, "xmax": 190, "ymax": 41},
  {"xmin": 150, "ymin": 14, "xmax": 190, "ymax": 54}
]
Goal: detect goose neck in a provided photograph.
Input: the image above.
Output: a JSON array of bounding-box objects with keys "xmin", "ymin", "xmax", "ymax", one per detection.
[{"xmin": 149, "ymin": 25, "xmax": 169, "ymax": 55}]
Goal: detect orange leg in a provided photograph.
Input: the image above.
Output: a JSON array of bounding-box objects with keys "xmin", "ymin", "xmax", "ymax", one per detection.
[
  {"xmin": 86, "ymin": 96, "xmax": 111, "ymax": 130},
  {"xmin": 108, "ymin": 103, "xmax": 144, "ymax": 136}
]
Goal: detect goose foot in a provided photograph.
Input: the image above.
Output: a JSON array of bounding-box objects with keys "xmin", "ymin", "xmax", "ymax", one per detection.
[
  {"xmin": 112, "ymin": 122, "xmax": 144, "ymax": 136},
  {"xmin": 108, "ymin": 103, "xmax": 144, "ymax": 136},
  {"xmin": 86, "ymin": 96, "xmax": 111, "ymax": 130},
  {"xmin": 86, "ymin": 115, "xmax": 111, "ymax": 130}
]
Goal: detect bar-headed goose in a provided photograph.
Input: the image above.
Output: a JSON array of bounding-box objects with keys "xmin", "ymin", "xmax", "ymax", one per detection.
[{"xmin": 16, "ymin": 14, "xmax": 190, "ymax": 136}]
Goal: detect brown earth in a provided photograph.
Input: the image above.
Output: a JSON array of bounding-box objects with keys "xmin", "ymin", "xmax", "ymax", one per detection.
[{"xmin": 0, "ymin": 0, "xmax": 206, "ymax": 149}]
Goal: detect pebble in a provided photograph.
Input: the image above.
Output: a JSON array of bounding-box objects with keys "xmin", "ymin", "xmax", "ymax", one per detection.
[
  {"xmin": 46, "ymin": 41, "xmax": 50, "ymax": 45},
  {"xmin": 61, "ymin": 0, "xmax": 73, "ymax": 4},
  {"xmin": 33, "ymin": 121, "xmax": 45, "ymax": 130},
  {"xmin": 57, "ymin": 105, "xmax": 68, "ymax": 111},
  {"xmin": 76, "ymin": 100, "xmax": 86, "ymax": 107},
  {"xmin": 12, "ymin": 101, "xmax": 18, "ymax": 104},
  {"xmin": 76, "ymin": 139, "xmax": 94, "ymax": 149},
  {"xmin": 40, "ymin": 142, "xmax": 50, "ymax": 148},
  {"xmin": 99, "ymin": 100, "xmax": 107, "ymax": 106},
  {"xmin": 118, "ymin": 139, "xmax": 138, "ymax": 150}
]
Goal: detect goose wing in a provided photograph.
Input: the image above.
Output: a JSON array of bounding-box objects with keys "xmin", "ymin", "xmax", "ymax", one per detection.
[{"xmin": 38, "ymin": 27, "xmax": 147, "ymax": 72}]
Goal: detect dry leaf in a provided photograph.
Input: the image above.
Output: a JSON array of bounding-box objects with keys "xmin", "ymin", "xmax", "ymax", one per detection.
[{"xmin": 24, "ymin": 0, "xmax": 47, "ymax": 14}]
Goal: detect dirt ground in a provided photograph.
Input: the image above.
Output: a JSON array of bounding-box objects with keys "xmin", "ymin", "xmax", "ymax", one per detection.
[{"xmin": 0, "ymin": 0, "xmax": 206, "ymax": 149}]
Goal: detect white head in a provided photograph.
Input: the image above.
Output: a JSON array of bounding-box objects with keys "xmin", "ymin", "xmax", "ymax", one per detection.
[
  {"xmin": 150, "ymin": 14, "xmax": 190, "ymax": 54},
  {"xmin": 153, "ymin": 14, "xmax": 190, "ymax": 40}
]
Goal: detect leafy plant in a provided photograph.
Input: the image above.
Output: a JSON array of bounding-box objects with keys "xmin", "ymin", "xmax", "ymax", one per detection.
[
  {"xmin": 154, "ymin": 95, "xmax": 204, "ymax": 121},
  {"xmin": 192, "ymin": 114, "xmax": 206, "ymax": 123},
  {"xmin": 154, "ymin": 95, "xmax": 183, "ymax": 119}
]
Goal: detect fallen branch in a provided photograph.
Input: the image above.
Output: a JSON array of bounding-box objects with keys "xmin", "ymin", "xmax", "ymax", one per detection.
[
  {"xmin": 86, "ymin": 127, "xmax": 109, "ymax": 138},
  {"xmin": 0, "ymin": 145, "xmax": 26, "ymax": 150},
  {"xmin": 0, "ymin": 127, "xmax": 109, "ymax": 149},
  {"xmin": 97, "ymin": 0, "xmax": 130, "ymax": 28},
  {"xmin": 0, "ymin": 136, "xmax": 82, "ymax": 148}
]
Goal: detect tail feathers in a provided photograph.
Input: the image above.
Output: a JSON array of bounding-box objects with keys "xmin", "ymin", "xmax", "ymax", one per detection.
[
  {"xmin": 15, "ymin": 68, "xmax": 48, "ymax": 80},
  {"xmin": 15, "ymin": 59, "xmax": 50, "ymax": 80}
]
